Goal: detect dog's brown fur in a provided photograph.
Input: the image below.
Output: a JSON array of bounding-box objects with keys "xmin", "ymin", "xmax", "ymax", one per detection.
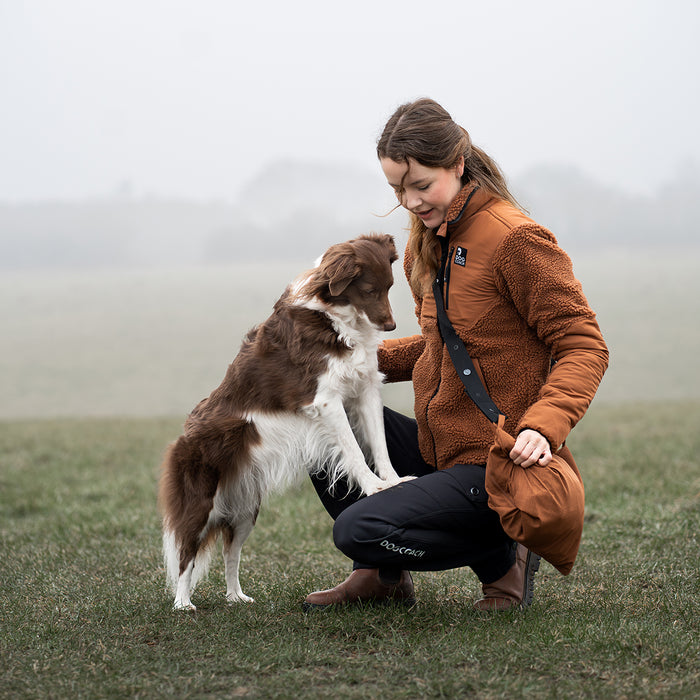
[{"xmin": 159, "ymin": 233, "xmax": 400, "ymax": 610}]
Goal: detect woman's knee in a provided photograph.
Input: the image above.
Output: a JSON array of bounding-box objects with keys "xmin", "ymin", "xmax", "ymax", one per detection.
[{"xmin": 332, "ymin": 504, "xmax": 385, "ymax": 559}]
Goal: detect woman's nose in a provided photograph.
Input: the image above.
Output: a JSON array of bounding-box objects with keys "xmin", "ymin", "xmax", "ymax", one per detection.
[{"xmin": 403, "ymin": 191, "xmax": 421, "ymax": 211}]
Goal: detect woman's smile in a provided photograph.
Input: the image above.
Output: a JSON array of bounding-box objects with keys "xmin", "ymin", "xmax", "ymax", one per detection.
[{"xmin": 380, "ymin": 157, "xmax": 464, "ymax": 229}]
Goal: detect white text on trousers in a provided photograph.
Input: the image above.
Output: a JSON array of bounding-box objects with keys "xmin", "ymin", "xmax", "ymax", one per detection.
[{"xmin": 379, "ymin": 539, "xmax": 425, "ymax": 558}]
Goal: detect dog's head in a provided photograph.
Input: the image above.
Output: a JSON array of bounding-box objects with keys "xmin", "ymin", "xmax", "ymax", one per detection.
[{"xmin": 303, "ymin": 233, "xmax": 398, "ymax": 332}]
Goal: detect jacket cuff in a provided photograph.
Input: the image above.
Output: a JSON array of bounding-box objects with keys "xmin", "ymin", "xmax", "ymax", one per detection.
[{"xmin": 378, "ymin": 335, "xmax": 424, "ymax": 383}]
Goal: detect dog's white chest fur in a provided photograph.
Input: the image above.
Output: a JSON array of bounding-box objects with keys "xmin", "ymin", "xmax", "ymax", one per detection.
[
  {"xmin": 316, "ymin": 338, "xmax": 382, "ymax": 405},
  {"xmin": 309, "ymin": 301, "xmax": 384, "ymax": 403}
]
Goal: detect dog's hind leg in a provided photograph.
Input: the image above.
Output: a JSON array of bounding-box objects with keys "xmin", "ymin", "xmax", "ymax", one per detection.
[
  {"xmin": 172, "ymin": 529, "xmax": 219, "ymax": 612},
  {"xmin": 222, "ymin": 516, "xmax": 256, "ymax": 604},
  {"xmin": 163, "ymin": 527, "xmax": 199, "ymax": 612},
  {"xmin": 170, "ymin": 522, "xmax": 217, "ymax": 612},
  {"xmin": 173, "ymin": 558, "xmax": 197, "ymax": 611}
]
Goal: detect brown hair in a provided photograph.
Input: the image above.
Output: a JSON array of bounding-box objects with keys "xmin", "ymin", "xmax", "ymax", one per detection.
[{"xmin": 377, "ymin": 98, "xmax": 522, "ymax": 293}]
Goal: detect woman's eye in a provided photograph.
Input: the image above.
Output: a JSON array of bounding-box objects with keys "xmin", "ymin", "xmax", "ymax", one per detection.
[{"xmin": 418, "ymin": 183, "xmax": 430, "ymax": 191}]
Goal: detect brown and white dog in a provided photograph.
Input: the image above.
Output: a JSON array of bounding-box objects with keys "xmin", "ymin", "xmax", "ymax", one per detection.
[{"xmin": 159, "ymin": 233, "xmax": 411, "ymax": 610}]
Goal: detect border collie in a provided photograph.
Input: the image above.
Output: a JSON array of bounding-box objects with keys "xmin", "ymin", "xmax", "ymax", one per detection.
[{"xmin": 158, "ymin": 233, "xmax": 411, "ymax": 610}]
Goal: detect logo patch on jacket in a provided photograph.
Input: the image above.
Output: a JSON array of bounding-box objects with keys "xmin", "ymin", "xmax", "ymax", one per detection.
[{"xmin": 454, "ymin": 246, "xmax": 467, "ymax": 267}]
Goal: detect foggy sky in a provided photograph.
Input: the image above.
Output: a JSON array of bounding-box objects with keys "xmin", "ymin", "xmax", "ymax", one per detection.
[{"xmin": 1, "ymin": 0, "xmax": 699, "ymax": 203}]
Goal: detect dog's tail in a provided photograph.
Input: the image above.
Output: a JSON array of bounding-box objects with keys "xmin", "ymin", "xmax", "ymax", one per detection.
[
  {"xmin": 158, "ymin": 437, "xmax": 217, "ymax": 595},
  {"xmin": 159, "ymin": 440, "xmax": 183, "ymax": 594},
  {"xmin": 162, "ymin": 526, "xmax": 178, "ymax": 594}
]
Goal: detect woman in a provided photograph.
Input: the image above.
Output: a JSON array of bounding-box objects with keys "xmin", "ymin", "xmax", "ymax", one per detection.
[{"xmin": 304, "ymin": 98, "xmax": 609, "ymax": 611}]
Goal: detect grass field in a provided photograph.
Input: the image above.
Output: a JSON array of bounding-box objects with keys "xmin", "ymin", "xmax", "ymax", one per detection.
[
  {"xmin": 1, "ymin": 248, "xmax": 699, "ymax": 697},
  {"xmin": 1, "ymin": 402, "xmax": 699, "ymax": 699}
]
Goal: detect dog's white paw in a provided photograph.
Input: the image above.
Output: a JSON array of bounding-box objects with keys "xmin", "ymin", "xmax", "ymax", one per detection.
[
  {"xmin": 363, "ymin": 482, "xmax": 386, "ymax": 495},
  {"xmin": 226, "ymin": 592, "xmax": 255, "ymax": 604},
  {"xmin": 368, "ymin": 474, "xmax": 418, "ymax": 494},
  {"xmin": 173, "ymin": 601, "xmax": 196, "ymax": 612}
]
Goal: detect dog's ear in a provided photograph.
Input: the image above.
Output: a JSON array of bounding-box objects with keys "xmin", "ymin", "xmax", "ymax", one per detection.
[
  {"xmin": 383, "ymin": 234, "xmax": 398, "ymax": 265},
  {"xmin": 368, "ymin": 233, "xmax": 398, "ymax": 264},
  {"xmin": 322, "ymin": 244, "xmax": 360, "ymax": 296}
]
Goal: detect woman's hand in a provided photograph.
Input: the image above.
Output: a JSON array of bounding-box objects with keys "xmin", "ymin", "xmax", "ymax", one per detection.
[{"xmin": 510, "ymin": 429, "xmax": 552, "ymax": 467}]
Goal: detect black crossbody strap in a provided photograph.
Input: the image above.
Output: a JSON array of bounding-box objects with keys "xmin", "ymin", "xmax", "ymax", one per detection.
[{"xmin": 432, "ymin": 250, "xmax": 505, "ymax": 425}]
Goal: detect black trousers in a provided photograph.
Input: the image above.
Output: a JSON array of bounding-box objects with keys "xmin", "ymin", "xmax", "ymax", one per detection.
[{"xmin": 310, "ymin": 407, "xmax": 515, "ymax": 585}]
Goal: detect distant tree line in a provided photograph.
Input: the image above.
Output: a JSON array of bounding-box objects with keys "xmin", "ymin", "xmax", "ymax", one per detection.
[
  {"xmin": 515, "ymin": 161, "xmax": 700, "ymax": 252},
  {"xmin": 1, "ymin": 160, "xmax": 697, "ymax": 270}
]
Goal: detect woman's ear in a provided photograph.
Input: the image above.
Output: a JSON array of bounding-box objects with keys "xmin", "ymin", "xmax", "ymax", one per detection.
[{"xmin": 455, "ymin": 156, "xmax": 465, "ymax": 179}]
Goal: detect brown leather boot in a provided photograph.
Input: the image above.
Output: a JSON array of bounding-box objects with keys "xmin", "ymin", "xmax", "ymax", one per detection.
[
  {"xmin": 473, "ymin": 544, "xmax": 541, "ymax": 611},
  {"xmin": 302, "ymin": 569, "xmax": 415, "ymax": 611}
]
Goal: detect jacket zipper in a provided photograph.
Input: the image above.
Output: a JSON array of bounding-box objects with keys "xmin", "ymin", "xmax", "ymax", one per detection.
[
  {"xmin": 437, "ymin": 238, "xmax": 453, "ymax": 311},
  {"xmin": 425, "ymin": 238, "xmax": 454, "ymax": 468},
  {"xmin": 444, "ymin": 246, "xmax": 454, "ymax": 310},
  {"xmin": 425, "ymin": 381, "xmax": 441, "ymax": 467},
  {"xmin": 424, "ymin": 189, "xmax": 480, "ymax": 465}
]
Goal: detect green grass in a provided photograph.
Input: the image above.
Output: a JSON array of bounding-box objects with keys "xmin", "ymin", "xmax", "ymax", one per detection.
[{"xmin": 1, "ymin": 402, "xmax": 699, "ymax": 698}]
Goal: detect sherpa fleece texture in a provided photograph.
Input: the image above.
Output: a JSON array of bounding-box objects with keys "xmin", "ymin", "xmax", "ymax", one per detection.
[{"xmin": 378, "ymin": 184, "xmax": 609, "ymax": 469}]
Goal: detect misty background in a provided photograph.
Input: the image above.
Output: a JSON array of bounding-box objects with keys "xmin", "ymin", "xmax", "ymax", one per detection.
[{"xmin": 1, "ymin": 0, "xmax": 699, "ymax": 418}]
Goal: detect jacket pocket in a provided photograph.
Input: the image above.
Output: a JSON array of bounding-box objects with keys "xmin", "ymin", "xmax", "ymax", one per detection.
[
  {"xmin": 471, "ymin": 357, "xmax": 490, "ymax": 397},
  {"xmin": 448, "ymin": 463, "xmax": 489, "ymax": 504}
]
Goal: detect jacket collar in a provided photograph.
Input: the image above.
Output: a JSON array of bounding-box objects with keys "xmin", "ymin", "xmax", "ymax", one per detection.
[{"xmin": 436, "ymin": 182, "xmax": 487, "ymax": 238}]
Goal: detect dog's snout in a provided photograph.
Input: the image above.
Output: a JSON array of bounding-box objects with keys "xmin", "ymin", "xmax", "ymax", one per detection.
[{"xmin": 383, "ymin": 318, "xmax": 396, "ymax": 332}]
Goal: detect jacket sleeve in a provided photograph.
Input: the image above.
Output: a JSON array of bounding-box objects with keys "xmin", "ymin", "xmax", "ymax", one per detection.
[
  {"xmin": 377, "ymin": 244, "xmax": 427, "ymax": 383},
  {"xmin": 493, "ymin": 225, "xmax": 609, "ymax": 450},
  {"xmin": 378, "ymin": 335, "xmax": 425, "ymax": 383}
]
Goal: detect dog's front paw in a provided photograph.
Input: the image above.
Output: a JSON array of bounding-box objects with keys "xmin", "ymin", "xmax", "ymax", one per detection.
[
  {"xmin": 226, "ymin": 591, "xmax": 255, "ymax": 604},
  {"xmin": 173, "ymin": 600, "xmax": 197, "ymax": 612},
  {"xmin": 367, "ymin": 475, "xmax": 418, "ymax": 494},
  {"xmin": 374, "ymin": 460, "xmax": 401, "ymax": 483},
  {"xmin": 369, "ymin": 479, "xmax": 397, "ymax": 493},
  {"xmin": 362, "ymin": 479, "xmax": 387, "ymax": 496}
]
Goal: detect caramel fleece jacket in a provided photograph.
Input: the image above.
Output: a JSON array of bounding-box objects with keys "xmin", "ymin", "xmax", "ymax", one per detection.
[{"xmin": 378, "ymin": 183, "xmax": 609, "ymax": 469}]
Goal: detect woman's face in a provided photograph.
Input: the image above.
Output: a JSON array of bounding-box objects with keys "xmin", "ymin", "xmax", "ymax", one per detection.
[{"xmin": 380, "ymin": 157, "xmax": 464, "ymax": 229}]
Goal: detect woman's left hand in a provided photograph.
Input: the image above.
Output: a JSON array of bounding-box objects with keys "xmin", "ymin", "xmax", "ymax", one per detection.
[{"xmin": 510, "ymin": 429, "xmax": 552, "ymax": 467}]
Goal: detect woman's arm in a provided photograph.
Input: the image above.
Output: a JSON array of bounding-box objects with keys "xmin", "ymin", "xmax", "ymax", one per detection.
[
  {"xmin": 377, "ymin": 335, "xmax": 425, "ymax": 383},
  {"xmin": 494, "ymin": 225, "xmax": 610, "ymax": 452}
]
